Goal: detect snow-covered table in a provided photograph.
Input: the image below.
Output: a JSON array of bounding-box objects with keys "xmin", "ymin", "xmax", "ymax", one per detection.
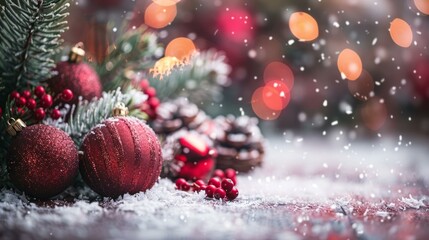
[{"xmin": 1, "ymin": 135, "xmax": 428, "ymax": 239}]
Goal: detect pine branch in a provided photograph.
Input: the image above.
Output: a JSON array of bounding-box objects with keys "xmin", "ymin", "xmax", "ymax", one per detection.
[
  {"xmin": 148, "ymin": 49, "xmax": 231, "ymax": 104},
  {"xmin": 0, "ymin": 0, "xmax": 69, "ymax": 103},
  {"xmin": 49, "ymin": 88, "xmax": 147, "ymax": 146},
  {"xmin": 97, "ymin": 27, "xmax": 160, "ymax": 92}
]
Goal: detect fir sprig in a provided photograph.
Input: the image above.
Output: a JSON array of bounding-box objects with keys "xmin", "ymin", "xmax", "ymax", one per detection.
[
  {"xmin": 148, "ymin": 50, "xmax": 231, "ymax": 104},
  {"xmin": 51, "ymin": 88, "xmax": 147, "ymax": 146},
  {"xmin": 0, "ymin": 0, "xmax": 69, "ymax": 103},
  {"xmin": 98, "ymin": 27, "xmax": 160, "ymax": 92}
]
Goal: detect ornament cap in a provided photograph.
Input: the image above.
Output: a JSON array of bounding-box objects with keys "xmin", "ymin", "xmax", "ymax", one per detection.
[
  {"xmin": 69, "ymin": 42, "xmax": 85, "ymax": 63},
  {"xmin": 112, "ymin": 102, "xmax": 129, "ymax": 117},
  {"xmin": 6, "ymin": 118, "xmax": 27, "ymax": 136}
]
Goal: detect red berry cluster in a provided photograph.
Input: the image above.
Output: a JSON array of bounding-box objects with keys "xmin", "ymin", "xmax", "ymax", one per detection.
[
  {"xmin": 175, "ymin": 169, "xmax": 239, "ymax": 201},
  {"xmin": 8, "ymin": 86, "xmax": 74, "ymax": 122},
  {"xmin": 139, "ymin": 79, "xmax": 160, "ymax": 120}
]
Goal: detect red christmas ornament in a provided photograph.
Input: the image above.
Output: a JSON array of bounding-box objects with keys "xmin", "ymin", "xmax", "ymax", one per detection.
[
  {"xmin": 46, "ymin": 43, "xmax": 102, "ymax": 105},
  {"xmin": 79, "ymin": 103, "xmax": 163, "ymax": 198},
  {"xmin": 6, "ymin": 122, "xmax": 79, "ymax": 199}
]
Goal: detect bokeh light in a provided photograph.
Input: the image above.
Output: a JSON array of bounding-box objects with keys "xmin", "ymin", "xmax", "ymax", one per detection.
[
  {"xmin": 389, "ymin": 18, "xmax": 413, "ymax": 48},
  {"xmin": 289, "ymin": 12, "xmax": 319, "ymax": 42},
  {"xmin": 263, "ymin": 61, "xmax": 294, "ymax": 89},
  {"xmin": 217, "ymin": 8, "xmax": 254, "ymax": 43},
  {"xmin": 360, "ymin": 98, "xmax": 387, "ymax": 131},
  {"xmin": 150, "ymin": 56, "xmax": 181, "ymax": 79},
  {"xmin": 152, "ymin": 0, "xmax": 180, "ymax": 7},
  {"xmin": 347, "ymin": 70, "xmax": 374, "ymax": 101},
  {"xmin": 165, "ymin": 37, "xmax": 196, "ymax": 62},
  {"xmin": 251, "ymin": 87, "xmax": 281, "ymax": 120},
  {"xmin": 264, "ymin": 80, "xmax": 291, "ymax": 110},
  {"xmin": 145, "ymin": 3, "xmax": 177, "ymax": 29},
  {"xmin": 414, "ymin": 0, "xmax": 429, "ymax": 15},
  {"xmin": 337, "ymin": 48, "xmax": 363, "ymax": 81}
]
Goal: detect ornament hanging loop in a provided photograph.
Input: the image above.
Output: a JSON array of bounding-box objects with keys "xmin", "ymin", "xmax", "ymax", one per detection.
[
  {"xmin": 6, "ymin": 118, "xmax": 26, "ymax": 136},
  {"xmin": 112, "ymin": 102, "xmax": 129, "ymax": 117},
  {"xmin": 69, "ymin": 42, "xmax": 86, "ymax": 63}
]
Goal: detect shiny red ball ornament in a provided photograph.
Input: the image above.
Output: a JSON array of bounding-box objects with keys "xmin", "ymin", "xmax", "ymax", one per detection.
[
  {"xmin": 34, "ymin": 86, "xmax": 46, "ymax": 98},
  {"xmin": 40, "ymin": 94, "xmax": 53, "ymax": 108},
  {"xmin": 47, "ymin": 61, "xmax": 101, "ymax": 105},
  {"xmin": 34, "ymin": 108, "xmax": 46, "ymax": 120},
  {"xmin": 7, "ymin": 124, "xmax": 79, "ymax": 199},
  {"xmin": 80, "ymin": 116, "xmax": 163, "ymax": 198}
]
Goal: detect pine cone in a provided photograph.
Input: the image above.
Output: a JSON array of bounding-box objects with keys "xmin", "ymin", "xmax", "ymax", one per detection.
[
  {"xmin": 152, "ymin": 98, "xmax": 207, "ymax": 135},
  {"xmin": 214, "ymin": 115, "xmax": 265, "ymax": 173}
]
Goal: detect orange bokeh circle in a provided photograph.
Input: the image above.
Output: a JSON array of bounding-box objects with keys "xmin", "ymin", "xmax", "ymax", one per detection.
[
  {"xmin": 165, "ymin": 37, "xmax": 196, "ymax": 61},
  {"xmin": 337, "ymin": 48, "xmax": 363, "ymax": 81},
  {"xmin": 360, "ymin": 98, "xmax": 387, "ymax": 131},
  {"xmin": 145, "ymin": 3, "xmax": 177, "ymax": 29},
  {"xmin": 263, "ymin": 61, "xmax": 294, "ymax": 89},
  {"xmin": 263, "ymin": 80, "xmax": 291, "ymax": 110},
  {"xmin": 389, "ymin": 18, "xmax": 413, "ymax": 48},
  {"xmin": 289, "ymin": 12, "xmax": 319, "ymax": 42},
  {"xmin": 251, "ymin": 87, "xmax": 281, "ymax": 121},
  {"xmin": 414, "ymin": 0, "xmax": 429, "ymax": 15},
  {"xmin": 348, "ymin": 70, "xmax": 374, "ymax": 101}
]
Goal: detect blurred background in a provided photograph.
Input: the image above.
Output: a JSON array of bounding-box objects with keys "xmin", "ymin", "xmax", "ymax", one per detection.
[{"xmin": 64, "ymin": 0, "xmax": 429, "ymax": 137}]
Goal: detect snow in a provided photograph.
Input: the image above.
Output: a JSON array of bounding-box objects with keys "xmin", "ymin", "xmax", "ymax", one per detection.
[{"xmin": 1, "ymin": 136, "xmax": 428, "ymax": 239}]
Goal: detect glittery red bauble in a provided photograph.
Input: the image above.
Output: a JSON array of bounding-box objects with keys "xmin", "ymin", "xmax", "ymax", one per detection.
[
  {"xmin": 178, "ymin": 158, "xmax": 215, "ymax": 182},
  {"xmin": 47, "ymin": 61, "xmax": 102, "ymax": 105},
  {"xmin": 80, "ymin": 116, "xmax": 163, "ymax": 197},
  {"xmin": 7, "ymin": 125, "xmax": 79, "ymax": 199}
]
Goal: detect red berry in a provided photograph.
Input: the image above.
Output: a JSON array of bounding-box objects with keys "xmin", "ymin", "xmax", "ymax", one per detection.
[
  {"xmin": 175, "ymin": 178, "xmax": 187, "ymax": 189},
  {"xmin": 148, "ymin": 97, "xmax": 160, "ymax": 108},
  {"xmin": 26, "ymin": 98, "xmax": 37, "ymax": 110},
  {"xmin": 181, "ymin": 182, "xmax": 191, "ymax": 191},
  {"xmin": 194, "ymin": 180, "xmax": 206, "ymax": 187},
  {"xmin": 34, "ymin": 108, "xmax": 46, "ymax": 120},
  {"xmin": 208, "ymin": 177, "xmax": 221, "ymax": 188},
  {"xmin": 140, "ymin": 79, "xmax": 150, "ymax": 90},
  {"xmin": 61, "ymin": 89, "xmax": 74, "ymax": 102},
  {"xmin": 213, "ymin": 169, "xmax": 225, "ymax": 179},
  {"xmin": 205, "ymin": 185, "xmax": 216, "ymax": 198},
  {"xmin": 51, "ymin": 109, "xmax": 61, "ymax": 120},
  {"xmin": 15, "ymin": 97, "xmax": 27, "ymax": 108},
  {"xmin": 199, "ymin": 185, "xmax": 207, "ymax": 191},
  {"xmin": 10, "ymin": 91, "xmax": 20, "ymax": 100},
  {"xmin": 144, "ymin": 87, "xmax": 156, "ymax": 98},
  {"xmin": 221, "ymin": 178, "xmax": 234, "ymax": 192},
  {"xmin": 225, "ymin": 168, "xmax": 236, "ymax": 178},
  {"xmin": 40, "ymin": 94, "xmax": 53, "ymax": 108},
  {"xmin": 21, "ymin": 90, "xmax": 31, "ymax": 99},
  {"xmin": 226, "ymin": 187, "xmax": 239, "ymax": 201},
  {"xmin": 214, "ymin": 188, "xmax": 226, "ymax": 200},
  {"xmin": 34, "ymin": 86, "xmax": 45, "ymax": 98}
]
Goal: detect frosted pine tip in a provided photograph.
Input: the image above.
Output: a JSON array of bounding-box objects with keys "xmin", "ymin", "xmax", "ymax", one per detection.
[
  {"xmin": 69, "ymin": 42, "xmax": 86, "ymax": 63},
  {"xmin": 150, "ymin": 56, "xmax": 182, "ymax": 80},
  {"xmin": 112, "ymin": 102, "xmax": 129, "ymax": 117},
  {"xmin": 6, "ymin": 118, "xmax": 26, "ymax": 136}
]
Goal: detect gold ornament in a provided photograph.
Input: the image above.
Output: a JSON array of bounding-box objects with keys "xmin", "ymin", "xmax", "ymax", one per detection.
[
  {"xmin": 112, "ymin": 102, "xmax": 129, "ymax": 117},
  {"xmin": 6, "ymin": 118, "xmax": 26, "ymax": 136},
  {"xmin": 69, "ymin": 42, "xmax": 85, "ymax": 63}
]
